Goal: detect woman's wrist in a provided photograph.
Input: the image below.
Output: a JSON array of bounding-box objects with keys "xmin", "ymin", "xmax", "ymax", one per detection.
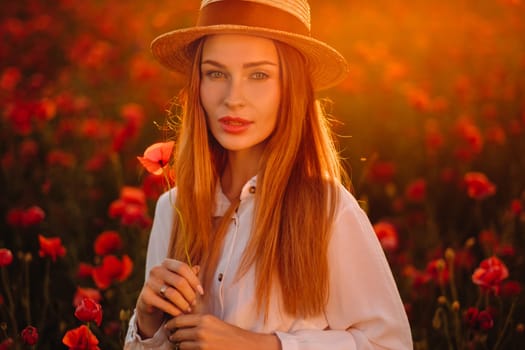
[
  {"xmin": 135, "ymin": 301, "xmax": 165, "ymax": 339},
  {"xmin": 240, "ymin": 329, "xmax": 280, "ymax": 350},
  {"xmin": 254, "ymin": 333, "xmax": 281, "ymax": 350}
]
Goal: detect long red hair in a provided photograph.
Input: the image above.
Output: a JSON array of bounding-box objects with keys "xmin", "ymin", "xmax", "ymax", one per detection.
[{"xmin": 167, "ymin": 37, "xmax": 347, "ymax": 318}]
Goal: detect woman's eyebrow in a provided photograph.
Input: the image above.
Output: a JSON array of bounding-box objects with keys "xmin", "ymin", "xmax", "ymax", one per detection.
[
  {"xmin": 201, "ymin": 59, "xmax": 225, "ymax": 68},
  {"xmin": 243, "ymin": 61, "xmax": 278, "ymax": 68},
  {"xmin": 201, "ymin": 59, "xmax": 278, "ymax": 68}
]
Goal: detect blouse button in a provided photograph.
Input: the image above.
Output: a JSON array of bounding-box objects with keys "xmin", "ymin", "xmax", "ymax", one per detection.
[
  {"xmin": 218, "ymin": 273, "xmax": 223, "ymax": 282},
  {"xmin": 249, "ymin": 186, "xmax": 256, "ymax": 194}
]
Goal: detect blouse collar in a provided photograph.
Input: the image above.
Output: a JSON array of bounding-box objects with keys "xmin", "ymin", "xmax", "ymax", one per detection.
[{"xmin": 213, "ymin": 175, "xmax": 257, "ymax": 217}]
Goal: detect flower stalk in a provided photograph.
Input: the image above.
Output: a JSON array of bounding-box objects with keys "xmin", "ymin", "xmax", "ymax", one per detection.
[
  {"xmin": 38, "ymin": 259, "xmax": 51, "ymax": 333},
  {"xmin": 1, "ymin": 266, "xmax": 18, "ymax": 340}
]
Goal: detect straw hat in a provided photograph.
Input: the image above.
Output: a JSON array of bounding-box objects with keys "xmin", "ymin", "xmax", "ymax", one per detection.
[{"xmin": 151, "ymin": 0, "xmax": 348, "ymax": 91}]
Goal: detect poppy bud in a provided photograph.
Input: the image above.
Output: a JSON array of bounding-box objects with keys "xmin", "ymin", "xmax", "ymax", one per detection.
[
  {"xmin": 21, "ymin": 325, "xmax": 38, "ymax": 345},
  {"xmin": 74, "ymin": 297, "xmax": 103, "ymax": 326},
  {"xmin": 0, "ymin": 249, "xmax": 13, "ymax": 267}
]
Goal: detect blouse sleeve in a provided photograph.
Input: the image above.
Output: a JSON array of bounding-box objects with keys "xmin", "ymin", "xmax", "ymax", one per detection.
[
  {"xmin": 124, "ymin": 190, "xmax": 176, "ymax": 349},
  {"xmin": 276, "ymin": 188, "xmax": 413, "ymax": 350}
]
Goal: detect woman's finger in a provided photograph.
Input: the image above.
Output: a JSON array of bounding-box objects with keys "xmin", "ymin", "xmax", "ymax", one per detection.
[
  {"xmin": 166, "ymin": 314, "xmax": 201, "ymax": 344},
  {"xmin": 139, "ymin": 286, "xmax": 184, "ymax": 317},
  {"xmin": 165, "ymin": 313, "xmax": 200, "ymax": 330},
  {"xmin": 159, "ymin": 283, "xmax": 194, "ymax": 313},
  {"xmin": 162, "ymin": 259, "xmax": 204, "ymax": 295},
  {"xmin": 158, "ymin": 270, "xmax": 197, "ymax": 307}
]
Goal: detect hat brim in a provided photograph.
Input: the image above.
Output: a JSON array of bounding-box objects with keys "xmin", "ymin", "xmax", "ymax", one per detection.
[{"xmin": 151, "ymin": 25, "xmax": 348, "ymax": 91}]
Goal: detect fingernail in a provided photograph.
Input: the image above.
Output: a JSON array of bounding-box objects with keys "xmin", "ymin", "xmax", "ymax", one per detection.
[
  {"xmin": 197, "ymin": 285, "xmax": 204, "ymax": 295},
  {"xmin": 187, "ymin": 307, "xmax": 192, "ymax": 313},
  {"xmin": 192, "ymin": 299, "xmax": 197, "ymax": 306}
]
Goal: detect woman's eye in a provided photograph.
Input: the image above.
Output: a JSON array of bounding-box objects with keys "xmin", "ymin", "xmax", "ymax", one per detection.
[
  {"xmin": 251, "ymin": 72, "xmax": 268, "ymax": 80},
  {"xmin": 205, "ymin": 71, "xmax": 225, "ymax": 79}
]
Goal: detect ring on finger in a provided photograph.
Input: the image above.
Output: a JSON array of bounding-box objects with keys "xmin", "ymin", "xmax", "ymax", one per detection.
[{"xmin": 159, "ymin": 284, "xmax": 168, "ymax": 298}]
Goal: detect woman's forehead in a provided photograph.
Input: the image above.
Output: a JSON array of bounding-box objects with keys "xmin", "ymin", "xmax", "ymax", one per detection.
[{"xmin": 201, "ymin": 34, "xmax": 279, "ymax": 64}]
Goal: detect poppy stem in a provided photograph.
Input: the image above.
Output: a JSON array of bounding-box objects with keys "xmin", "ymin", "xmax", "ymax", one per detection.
[
  {"xmin": 167, "ymin": 188, "xmax": 192, "ymax": 268},
  {"xmin": 23, "ymin": 255, "xmax": 32, "ymax": 325},
  {"xmin": 175, "ymin": 205, "xmax": 192, "ymax": 268},
  {"xmin": 493, "ymin": 299, "xmax": 517, "ymax": 350},
  {"xmin": 37, "ymin": 259, "xmax": 51, "ymax": 334},
  {"xmin": 1, "ymin": 267, "xmax": 18, "ymax": 340}
]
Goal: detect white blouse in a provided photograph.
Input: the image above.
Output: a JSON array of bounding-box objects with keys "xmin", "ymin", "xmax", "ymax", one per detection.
[{"xmin": 125, "ymin": 177, "xmax": 413, "ymax": 349}]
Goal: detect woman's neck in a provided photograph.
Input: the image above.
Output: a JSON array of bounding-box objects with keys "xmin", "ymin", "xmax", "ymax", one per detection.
[{"xmin": 221, "ymin": 150, "xmax": 261, "ymax": 202}]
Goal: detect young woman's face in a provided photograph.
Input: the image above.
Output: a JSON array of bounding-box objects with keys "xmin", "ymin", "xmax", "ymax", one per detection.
[{"xmin": 200, "ymin": 34, "xmax": 280, "ymax": 156}]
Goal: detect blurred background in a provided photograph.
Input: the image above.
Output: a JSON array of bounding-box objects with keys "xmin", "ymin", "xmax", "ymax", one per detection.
[{"xmin": 1, "ymin": 0, "xmax": 524, "ymax": 349}]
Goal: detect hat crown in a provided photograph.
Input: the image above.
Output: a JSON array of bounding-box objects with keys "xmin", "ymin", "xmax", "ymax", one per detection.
[{"xmin": 200, "ymin": 0, "xmax": 311, "ymax": 31}]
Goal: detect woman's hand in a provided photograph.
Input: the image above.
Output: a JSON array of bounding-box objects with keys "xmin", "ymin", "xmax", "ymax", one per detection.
[
  {"xmin": 135, "ymin": 259, "xmax": 203, "ymax": 338},
  {"xmin": 166, "ymin": 314, "xmax": 281, "ymax": 350}
]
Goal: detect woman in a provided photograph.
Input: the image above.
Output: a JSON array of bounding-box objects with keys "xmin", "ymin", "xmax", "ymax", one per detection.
[{"xmin": 125, "ymin": 0, "xmax": 413, "ymax": 349}]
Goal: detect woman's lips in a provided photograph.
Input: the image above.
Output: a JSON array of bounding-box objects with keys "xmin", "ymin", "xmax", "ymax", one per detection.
[{"xmin": 218, "ymin": 116, "xmax": 252, "ymax": 134}]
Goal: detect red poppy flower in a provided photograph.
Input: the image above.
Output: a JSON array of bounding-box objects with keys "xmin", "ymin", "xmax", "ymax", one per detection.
[
  {"xmin": 21, "ymin": 325, "xmax": 38, "ymax": 345},
  {"xmin": 38, "ymin": 235, "xmax": 66, "ymax": 262},
  {"xmin": 108, "ymin": 187, "xmax": 151, "ymax": 228},
  {"xmin": 0, "ymin": 337, "xmax": 14, "ymax": 349},
  {"xmin": 498, "ymin": 280, "xmax": 522, "ymax": 297},
  {"xmin": 130, "ymin": 55, "xmax": 159, "ymax": 82},
  {"xmin": 22, "ymin": 206, "xmax": 46, "ymax": 226},
  {"xmin": 112, "ymin": 103, "xmax": 145, "ymax": 152},
  {"xmin": 5, "ymin": 100, "xmax": 33, "ymax": 135},
  {"xmin": 0, "ymin": 66, "xmax": 21, "ymax": 91},
  {"xmin": 104, "ymin": 321, "xmax": 121, "ymax": 336},
  {"xmin": 84, "ymin": 153, "xmax": 108, "ymax": 172},
  {"xmin": 142, "ymin": 173, "xmax": 170, "ymax": 199},
  {"xmin": 426, "ymin": 259, "xmax": 450, "ymax": 286},
  {"xmin": 46, "ymin": 150, "xmax": 76, "ymax": 168},
  {"xmin": 120, "ymin": 103, "xmax": 145, "ymax": 129},
  {"xmin": 62, "ymin": 325, "xmax": 100, "ymax": 350},
  {"xmin": 406, "ymin": 87, "xmax": 431, "ymax": 112},
  {"xmin": 73, "ymin": 287, "xmax": 102, "ymax": 307},
  {"xmin": 463, "ymin": 172, "xmax": 496, "ymax": 200},
  {"xmin": 93, "ymin": 231, "xmax": 122, "ymax": 256},
  {"xmin": 510, "ymin": 199, "xmax": 523, "ymax": 216},
  {"xmin": 404, "ymin": 178, "xmax": 426, "ymax": 203},
  {"xmin": 477, "ymin": 310, "xmax": 494, "ymax": 331},
  {"xmin": 19, "ymin": 139, "xmax": 39, "ymax": 161},
  {"xmin": 137, "ymin": 141, "xmax": 175, "ymax": 175},
  {"xmin": 402, "ymin": 265, "xmax": 431, "ymax": 289},
  {"xmin": 472, "ymin": 256, "xmax": 509, "ymax": 291},
  {"xmin": 453, "ymin": 249, "xmax": 476, "ymax": 271},
  {"xmin": 453, "ymin": 117, "xmax": 483, "ymax": 161},
  {"xmin": 0, "ymin": 248, "xmax": 13, "ymax": 267},
  {"xmin": 92, "ymin": 255, "xmax": 133, "ymax": 289},
  {"xmin": 367, "ymin": 161, "xmax": 396, "ymax": 184},
  {"xmin": 485, "ymin": 125, "xmax": 506, "ymax": 145},
  {"xmin": 77, "ymin": 263, "xmax": 94, "ymax": 279},
  {"xmin": 497, "ymin": 244, "xmax": 516, "ymax": 257},
  {"xmin": 6, "ymin": 206, "xmax": 45, "ymax": 228},
  {"xmin": 372, "ymin": 221, "xmax": 399, "ymax": 252},
  {"xmin": 424, "ymin": 119, "xmax": 444, "ymax": 155},
  {"xmin": 478, "ymin": 229, "xmax": 499, "ymax": 251},
  {"xmin": 119, "ymin": 186, "xmax": 146, "ymax": 206},
  {"xmin": 75, "ymin": 297, "xmax": 103, "ymax": 326},
  {"xmin": 464, "ymin": 307, "xmax": 479, "ymax": 328}
]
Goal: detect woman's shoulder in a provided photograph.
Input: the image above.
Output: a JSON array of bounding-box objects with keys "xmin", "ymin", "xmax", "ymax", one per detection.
[
  {"xmin": 333, "ymin": 182, "xmax": 363, "ymax": 212},
  {"xmin": 155, "ymin": 187, "xmax": 178, "ymax": 209},
  {"xmin": 330, "ymin": 183, "xmax": 375, "ymax": 236}
]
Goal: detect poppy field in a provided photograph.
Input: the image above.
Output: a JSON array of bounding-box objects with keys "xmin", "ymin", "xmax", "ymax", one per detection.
[{"xmin": 1, "ymin": 1, "xmax": 524, "ymax": 349}]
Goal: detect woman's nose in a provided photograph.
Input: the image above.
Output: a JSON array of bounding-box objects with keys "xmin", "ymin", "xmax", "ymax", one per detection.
[{"xmin": 224, "ymin": 76, "xmax": 245, "ymax": 109}]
